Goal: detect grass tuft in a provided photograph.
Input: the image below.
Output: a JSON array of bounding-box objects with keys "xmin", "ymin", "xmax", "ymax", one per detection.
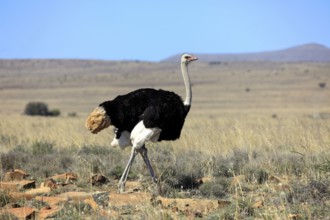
[{"xmin": 0, "ymin": 190, "xmax": 10, "ymax": 207}]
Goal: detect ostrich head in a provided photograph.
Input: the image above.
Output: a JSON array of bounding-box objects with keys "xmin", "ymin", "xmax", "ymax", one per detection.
[
  {"xmin": 181, "ymin": 53, "xmax": 198, "ymax": 64},
  {"xmin": 85, "ymin": 106, "xmax": 111, "ymax": 134}
]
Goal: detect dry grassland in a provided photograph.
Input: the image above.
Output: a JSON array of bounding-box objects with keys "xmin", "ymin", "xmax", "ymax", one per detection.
[{"xmin": 0, "ymin": 60, "xmax": 329, "ymax": 218}]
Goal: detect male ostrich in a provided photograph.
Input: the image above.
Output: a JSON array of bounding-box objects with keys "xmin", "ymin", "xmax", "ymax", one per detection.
[{"xmin": 85, "ymin": 54, "xmax": 197, "ymax": 192}]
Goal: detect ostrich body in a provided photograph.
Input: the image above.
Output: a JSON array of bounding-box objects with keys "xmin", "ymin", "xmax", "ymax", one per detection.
[{"xmin": 85, "ymin": 54, "xmax": 197, "ymax": 192}]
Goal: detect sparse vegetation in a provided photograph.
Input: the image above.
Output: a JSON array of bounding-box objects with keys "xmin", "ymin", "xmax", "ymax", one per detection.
[
  {"xmin": 0, "ymin": 60, "xmax": 329, "ymax": 218},
  {"xmin": 1, "ymin": 114, "xmax": 329, "ymax": 218},
  {"xmin": 0, "ymin": 190, "xmax": 10, "ymax": 207}
]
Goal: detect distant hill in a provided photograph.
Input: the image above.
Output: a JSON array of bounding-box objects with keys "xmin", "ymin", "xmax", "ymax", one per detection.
[{"xmin": 162, "ymin": 43, "xmax": 330, "ymax": 62}]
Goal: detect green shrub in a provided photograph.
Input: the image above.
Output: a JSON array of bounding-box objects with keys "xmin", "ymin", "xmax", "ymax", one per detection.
[
  {"xmin": 288, "ymin": 179, "xmax": 330, "ymax": 205},
  {"xmin": 199, "ymin": 177, "xmax": 230, "ymax": 198},
  {"xmin": 316, "ymin": 158, "xmax": 330, "ymax": 172},
  {"xmin": 24, "ymin": 102, "xmax": 49, "ymax": 116},
  {"xmin": 24, "ymin": 101, "xmax": 60, "ymax": 116},
  {"xmin": 48, "ymin": 109, "xmax": 61, "ymax": 116},
  {"xmin": 244, "ymin": 167, "xmax": 269, "ymax": 184}
]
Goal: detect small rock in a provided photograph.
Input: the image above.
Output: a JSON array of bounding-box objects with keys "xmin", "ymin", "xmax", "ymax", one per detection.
[
  {"xmin": 90, "ymin": 174, "xmax": 107, "ymax": 186},
  {"xmin": 230, "ymin": 175, "xmax": 246, "ymax": 187},
  {"xmin": 288, "ymin": 213, "xmax": 302, "ymax": 219},
  {"xmin": 35, "ymin": 196, "xmax": 68, "ymax": 207},
  {"xmin": 157, "ymin": 196, "xmax": 221, "ymax": 215},
  {"xmin": 58, "ymin": 191, "xmax": 94, "ymax": 202},
  {"xmin": 5, "ymin": 207, "xmax": 36, "ymax": 220},
  {"xmin": 84, "ymin": 198, "xmax": 99, "ymax": 211},
  {"xmin": 92, "ymin": 191, "xmax": 110, "ymax": 207},
  {"xmin": 38, "ymin": 205, "xmax": 63, "ymax": 219},
  {"xmin": 42, "ymin": 178, "xmax": 58, "ymax": 189},
  {"xmin": 197, "ymin": 176, "xmax": 213, "ymax": 184},
  {"xmin": 4, "ymin": 169, "xmax": 29, "ymax": 181},
  {"xmin": 8, "ymin": 192, "xmax": 34, "ymax": 202},
  {"xmin": 253, "ymin": 200, "xmax": 263, "ymax": 208},
  {"xmin": 25, "ymin": 186, "xmax": 51, "ymax": 195},
  {"xmin": 194, "ymin": 211, "xmax": 203, "ymax": 218},
  {"xmin": 4, "ymin": 203, "xmax": 21, "ymax": 208},
  {"xmin": 269, "ymin": 175, "xmax": 283, "ymax": 183},
  {"xmin": 51, "ymin": 172, "xmax": 78, "ymax": 184},
  {"xmin": 0, "ymin": 180, "xmax": 36, "ymax": 191},
  {"xmin": 274, "ymin": 183, "xmax": 291, "ymax": 192},
  {"xmin": 171, "ymin": 206, "xmax": 179, "ymax": 212},
  {"xmin": 217, "ymin": 200, "xmax": 231, "ymax": 208}
]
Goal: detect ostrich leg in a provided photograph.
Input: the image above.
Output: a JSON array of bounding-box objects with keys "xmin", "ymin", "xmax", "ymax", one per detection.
[
  {"xmin": 139, "ymin": 145, "xmax": 157, "ymax": 183},
  {"xmin": 118, "ymin": 147, "xmax": 138, "ymax": 193}
]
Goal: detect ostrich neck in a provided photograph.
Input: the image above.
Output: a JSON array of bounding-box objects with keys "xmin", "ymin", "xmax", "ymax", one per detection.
[{"xmin": 181, "ymin": 62, "xmax": 192, "ymax": 106}]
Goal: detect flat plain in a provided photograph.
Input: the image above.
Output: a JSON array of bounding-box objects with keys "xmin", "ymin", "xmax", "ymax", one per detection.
[{"xmin": 0, "ymin": 59, "xmax": 329, "ymax": 219}]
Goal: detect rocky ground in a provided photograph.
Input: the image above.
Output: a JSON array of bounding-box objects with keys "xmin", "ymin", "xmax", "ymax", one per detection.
[
  {"xmin": 0, "ymin": 168, "xmax": 315, "ymax": 219},
  {"xmin": 0, "ymin": 169, "xmax": 228, "ymax": 219}
]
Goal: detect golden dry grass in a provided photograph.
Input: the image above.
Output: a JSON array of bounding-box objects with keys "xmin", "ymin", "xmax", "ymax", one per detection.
[
  {"xmin": 0, "ymin": 60, "xmax": 329, "ymax": 165},
  {"xmin": 1, "ymin": 113, "xmax": 329, "ymax": 161}
]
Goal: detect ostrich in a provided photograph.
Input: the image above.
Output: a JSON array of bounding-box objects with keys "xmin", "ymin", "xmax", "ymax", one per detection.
[{"xmin": 85, "ymin": 54, "xmax": 197, "ymax": 192}]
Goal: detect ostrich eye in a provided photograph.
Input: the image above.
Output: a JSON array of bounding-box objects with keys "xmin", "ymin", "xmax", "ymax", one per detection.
[{"xmin": 185, "ymin": 56, "xmax": 191, "ymax": 59}]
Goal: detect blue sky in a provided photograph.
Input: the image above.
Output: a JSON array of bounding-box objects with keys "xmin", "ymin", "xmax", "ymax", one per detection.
[{"xmin": 1, "ymin": 0, "xmax": 329, "ymax": 61}]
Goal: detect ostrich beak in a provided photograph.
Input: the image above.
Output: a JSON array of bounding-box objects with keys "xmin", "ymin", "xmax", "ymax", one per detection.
[{"xmin": 189, "ymin": 56, "xmax": 198, "ymax": 61}]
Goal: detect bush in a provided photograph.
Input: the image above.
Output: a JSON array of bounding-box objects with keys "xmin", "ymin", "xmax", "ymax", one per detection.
[
  {"xmin": 318, "ymin": 82, "xmax": 326, "ymax": 88},
  {"xmin": 68, "ymin": 112, "xmax": 77, "ymax": 117},
  {"xmin": 48, "ymin": 109, "xmax": 61, "ymax": 116},
  {"xmin": 199, "ymin": 177, "xmax": 230, "ymax": 198},
  {"xmin": 24, "ymin": 102, "xmax": 49, "ymax": 116},
  {"xmin": 24, "ymin": 102, "xmax": 60, "ymax": 116},
  {"xmin": 288, "ymin": 179, "xmax": 330, "ymax": 205}
]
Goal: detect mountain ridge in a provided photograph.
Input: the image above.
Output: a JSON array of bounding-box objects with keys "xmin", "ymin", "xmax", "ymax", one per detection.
[{"xmin": 162, "ymin": 43, "xmax": 330, "ymax": 62}]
